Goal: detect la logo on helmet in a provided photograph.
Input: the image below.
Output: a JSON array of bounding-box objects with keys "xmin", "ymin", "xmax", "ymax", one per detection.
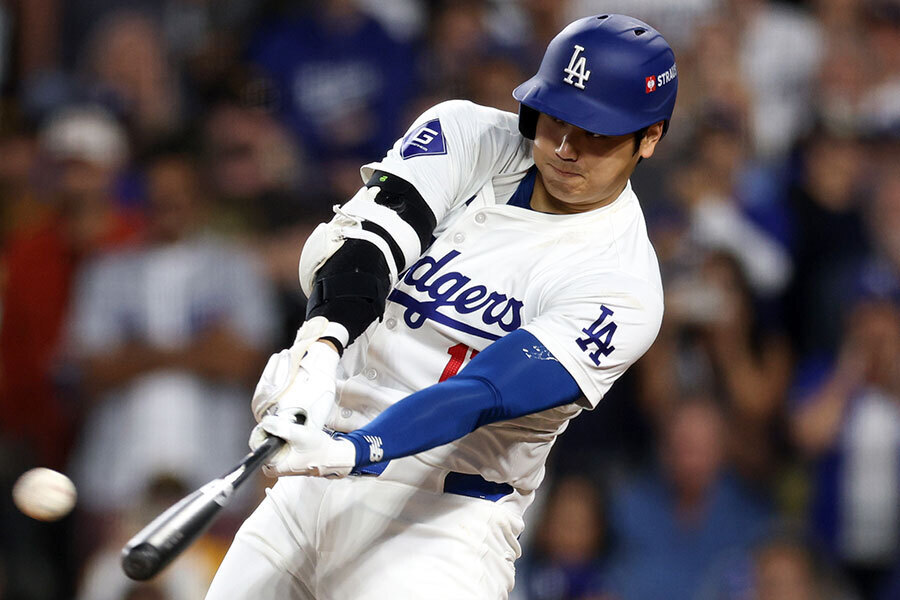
[{"xmin": 563, "ymin": 45, "xmax": 591, "ymax": 89}]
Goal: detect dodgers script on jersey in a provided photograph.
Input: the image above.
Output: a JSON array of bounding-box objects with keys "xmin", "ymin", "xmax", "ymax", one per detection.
[{"xmin": 328, "ymin": 100, "xmax": 664, "ymax": 505}]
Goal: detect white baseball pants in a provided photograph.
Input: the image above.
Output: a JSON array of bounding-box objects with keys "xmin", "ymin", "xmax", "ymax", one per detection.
[{"xmin": 205, "ymin": 473, "xmax": 524, "ymax": 599}]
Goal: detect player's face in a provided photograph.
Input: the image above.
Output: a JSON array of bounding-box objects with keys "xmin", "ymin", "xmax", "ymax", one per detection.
[{"xmin": 531, "ymin": 114, "xmax": 663, "ymax": 213}]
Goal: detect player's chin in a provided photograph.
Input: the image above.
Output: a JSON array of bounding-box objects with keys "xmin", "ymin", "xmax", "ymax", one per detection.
[{"xmin": 545, "ymin": 176, "xmax": 585, "ymax": 199}]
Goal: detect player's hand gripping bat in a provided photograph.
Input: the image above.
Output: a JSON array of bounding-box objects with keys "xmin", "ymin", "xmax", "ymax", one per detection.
[{"xmin": 120, "ymin": 417, "xmax": 299, "ymax": 581}]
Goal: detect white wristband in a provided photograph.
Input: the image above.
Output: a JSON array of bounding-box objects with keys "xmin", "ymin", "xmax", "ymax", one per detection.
[{"xmin": 321, "ymin": 322, "xmax": 350, "ymax": 349}]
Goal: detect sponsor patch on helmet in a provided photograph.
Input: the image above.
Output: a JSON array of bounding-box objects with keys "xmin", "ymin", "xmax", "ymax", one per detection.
[
  {"xmin": 647, "ymin": 64, "xmax": 677, "ymax": 93},
  {"xmin": 401, "ymin": 118, "xmax": 447, "ymax": 159}
]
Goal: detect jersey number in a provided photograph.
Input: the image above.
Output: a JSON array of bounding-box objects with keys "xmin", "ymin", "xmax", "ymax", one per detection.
[{"xmin": 438, "ymin": 343, "xmax": 479, "ymax": 382}]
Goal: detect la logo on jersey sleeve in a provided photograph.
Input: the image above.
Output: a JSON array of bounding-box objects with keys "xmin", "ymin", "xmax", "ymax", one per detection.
[
  {"xmin": 576, "ymin": 305, "xmax": 618, "ymax": 365},
  {"xmin": 401, "ymin": 118, "xmax": 447, "ymax": 159}
]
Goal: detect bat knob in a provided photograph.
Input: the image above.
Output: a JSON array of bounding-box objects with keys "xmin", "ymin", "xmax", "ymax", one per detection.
[{"xmin": 122, "ymin": 543, "xmax": 161, "ymax": 581}]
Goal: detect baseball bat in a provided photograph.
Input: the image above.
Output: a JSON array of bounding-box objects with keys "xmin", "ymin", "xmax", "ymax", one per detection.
[{"xmin": 121, "ymin": 432, "xmax": 287, "ymax": 580}]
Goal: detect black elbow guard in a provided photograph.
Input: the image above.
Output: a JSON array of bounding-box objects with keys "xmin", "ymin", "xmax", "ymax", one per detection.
[{"xmin": 306, "ymin": 238, "xmax": 391, "ymax": 343}]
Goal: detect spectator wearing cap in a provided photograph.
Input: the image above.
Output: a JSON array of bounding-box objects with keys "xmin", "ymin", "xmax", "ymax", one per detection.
[{"xmin": 0, "ymin": 105, "xmax": 142, "ymax": 469}]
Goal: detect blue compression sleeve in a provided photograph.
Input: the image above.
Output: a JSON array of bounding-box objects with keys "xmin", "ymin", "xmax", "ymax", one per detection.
[{"xmin": 342, "ymin": 329, "xmax": 582, "ymax": 468}]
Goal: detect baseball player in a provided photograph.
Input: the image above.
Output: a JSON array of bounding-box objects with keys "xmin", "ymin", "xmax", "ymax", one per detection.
[{"xmin": 206, "ymin": 14, "xmax": 677, "ymax": 599}]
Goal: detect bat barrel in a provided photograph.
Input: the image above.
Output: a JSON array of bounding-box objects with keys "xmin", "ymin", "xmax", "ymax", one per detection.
[
  {"xmin": 121, "ymin": 435, "xmax": 285, "ymax": 580},
  {"xmin": 121, "ymin": 485, "xmax": 224, "ymax": 580},
  {"xmin": 121, "ymin": 542, "xmax": 163, "ymax": 581}
]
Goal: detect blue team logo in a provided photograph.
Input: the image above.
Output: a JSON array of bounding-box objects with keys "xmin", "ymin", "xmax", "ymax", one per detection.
[
  {"xmin": 576, "ymin": 306, "xmax": 618, "ymax": 365},
  {"xmin": 387, "ymin": 250, "xmax": 523, "ymax": 340},
  {"xmin": 400, "ymin": 118, "xmax": 447, "ymax": 159}
]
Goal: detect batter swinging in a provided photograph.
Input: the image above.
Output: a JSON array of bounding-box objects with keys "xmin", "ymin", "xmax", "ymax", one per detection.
[{"xmin": 207, "ymin": 14, "xmax": 678, "ymax": 599}]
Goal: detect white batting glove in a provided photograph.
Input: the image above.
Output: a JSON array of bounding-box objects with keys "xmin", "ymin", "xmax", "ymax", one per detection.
[
  {"xmin": 250, "ymin": 414, "xmax": 357, "ymax": 478},
  {"xmin": 250, "ymin": 316, "xmax": 344, "ymax": 427}
]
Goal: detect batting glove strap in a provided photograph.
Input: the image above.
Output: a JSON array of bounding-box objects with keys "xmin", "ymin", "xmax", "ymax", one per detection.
[{"xmin": 320, "ymin": 321, "xmax": 350, "ymax": 350}]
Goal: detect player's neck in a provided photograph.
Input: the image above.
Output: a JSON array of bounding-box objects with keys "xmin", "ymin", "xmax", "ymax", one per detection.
[{"xmin": 530, "ymin": 172, "xmax": 627, "ymax": 214}]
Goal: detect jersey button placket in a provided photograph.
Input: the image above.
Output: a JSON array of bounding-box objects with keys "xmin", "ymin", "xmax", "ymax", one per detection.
[
  {"xmin": 385, "ymin": 317, "xmax": 397, "ymax": 330},
  {"xmin": 364, "ymin": 368, "xmax": 377, "ymax": 380},
  {"xmin": 340, "ymin": 408, "xmax": 353, "ymax": 419},
  {"xmin": 453, "ymin": 232, "xmax": 465, "ymax": 244},
  {"xmin": 474, "ymin": 213, "xmax": 486, "ymax": 224}
]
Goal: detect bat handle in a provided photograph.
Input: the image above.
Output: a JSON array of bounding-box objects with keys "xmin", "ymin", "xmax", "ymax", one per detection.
[
  {"xmin": 233, "ymin": 434, "xmax": 285, "ymax": 487},
  {"xmin": 235, "ymin": 410, "xmax": 304, "ymax": 484}
]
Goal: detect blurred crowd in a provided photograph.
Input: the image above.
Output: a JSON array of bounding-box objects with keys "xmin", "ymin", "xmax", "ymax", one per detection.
[{"xmin": 0, "ymin": 0, "xmax": 898, "ymax": 599}]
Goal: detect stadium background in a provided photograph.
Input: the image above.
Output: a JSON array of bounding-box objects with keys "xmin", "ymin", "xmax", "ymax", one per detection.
[{"xmin": 0, "ymin": 0, "xmax": 899, "ymax": 598}]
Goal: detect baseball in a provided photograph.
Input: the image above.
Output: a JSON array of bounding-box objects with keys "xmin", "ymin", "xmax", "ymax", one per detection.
[{"xmin": 12, "ymin": 468, "xmax": 77, "ymax": 521}]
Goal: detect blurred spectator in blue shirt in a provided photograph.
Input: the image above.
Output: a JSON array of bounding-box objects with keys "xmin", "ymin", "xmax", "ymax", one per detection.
[
  {"xmin": 791, "ymin": 278, "xmax": 900, "ymax": 598},
  {"xmin": 515, "ymin": 476, "xmax": 613, "ymax": 600},
  {"xmin": 607, "ymin": 397, "xmax": 771, "ymax": 600},
  {"xmin": 247, "ymin": 0, "xmax": 416, "ymax": 168}
]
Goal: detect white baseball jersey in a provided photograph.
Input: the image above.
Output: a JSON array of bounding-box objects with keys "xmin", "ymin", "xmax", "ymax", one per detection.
[{"xmin": 327, "ymin": 99, "xmax": 664, "ymax": 497}]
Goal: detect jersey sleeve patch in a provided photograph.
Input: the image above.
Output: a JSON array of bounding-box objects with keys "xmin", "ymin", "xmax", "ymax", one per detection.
[
  {"xmin": 575, "ymin": 305, "xmax": 618, "ymax": 366},
  {"xmin": 400, "ymin": 118, "xmax": 447, "ymax": 159}
]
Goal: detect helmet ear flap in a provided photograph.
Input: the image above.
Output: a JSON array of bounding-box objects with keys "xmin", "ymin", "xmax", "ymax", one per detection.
[{"xmin": 518, "ymin": 104, "xmax": 539, "ymax": 140}]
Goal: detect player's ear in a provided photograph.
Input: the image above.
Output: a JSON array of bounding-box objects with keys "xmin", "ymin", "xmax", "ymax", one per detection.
[{"xmin": 638, "ymin": 121, "xmax": 665, "ymax": 160}]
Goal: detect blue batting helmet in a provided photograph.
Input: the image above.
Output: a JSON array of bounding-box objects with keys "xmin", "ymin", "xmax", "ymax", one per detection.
[{"xmin": 513, "ymin": 14, "xmax": 677, "ymax": 139}]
